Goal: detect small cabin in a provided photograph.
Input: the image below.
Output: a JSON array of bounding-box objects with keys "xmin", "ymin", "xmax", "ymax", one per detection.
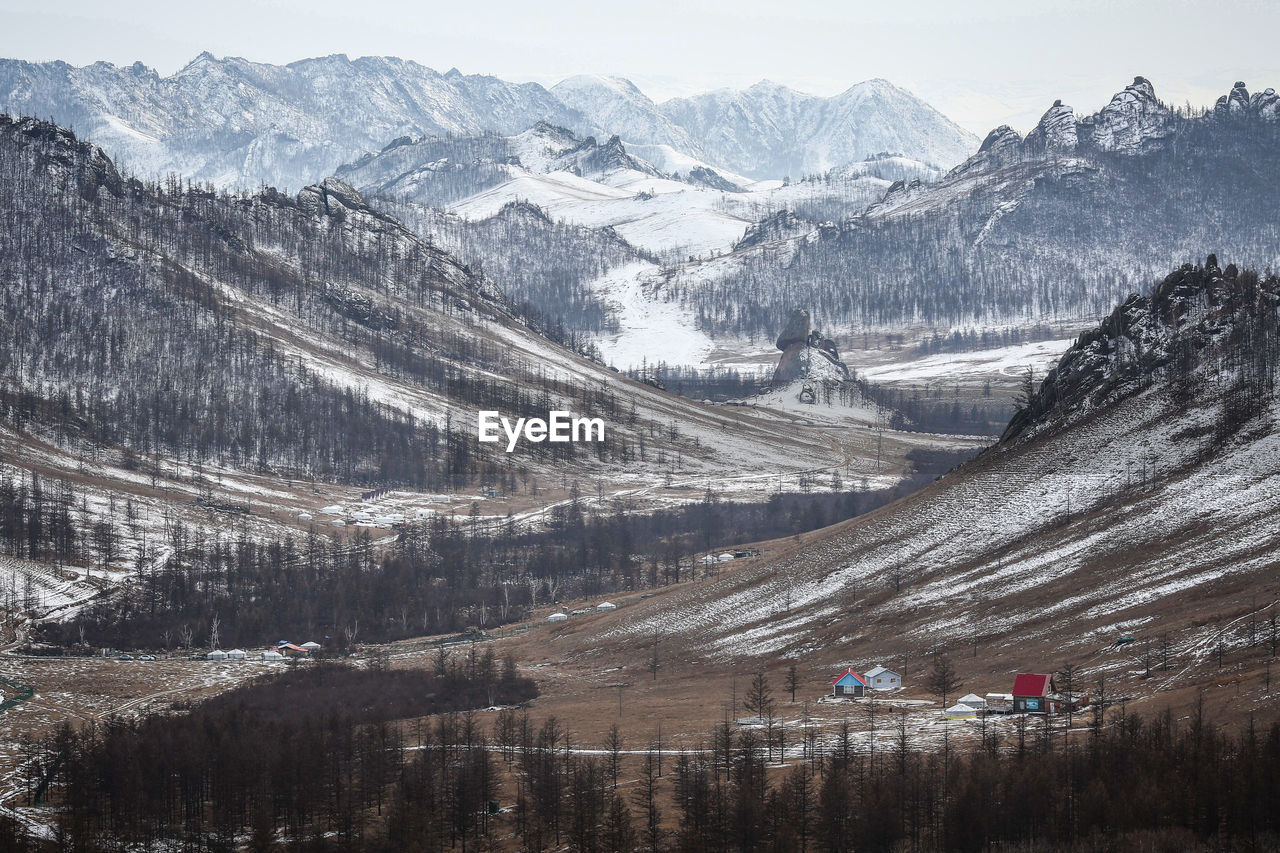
[
  {"xmin": 831, "ymin": 669, "xmax": 867, "ymax": 698},
  {"xmin": 863, "ymin": 665, "xmax": 902, "ymax": 691},
  {"xmin": 1012, "ymin": 673, "xmax": 1062, "ymax": 714}
]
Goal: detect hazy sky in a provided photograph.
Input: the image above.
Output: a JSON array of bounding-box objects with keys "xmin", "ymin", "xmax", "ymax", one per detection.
[{"xmin": 3, "ymin": 0, "xmax": 1278, "ymax": 133}]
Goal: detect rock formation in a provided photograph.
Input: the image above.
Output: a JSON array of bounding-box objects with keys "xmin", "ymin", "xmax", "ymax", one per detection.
[{"xmin": 771, "ymin": 309, "xmax": 850, "ymax": 388}]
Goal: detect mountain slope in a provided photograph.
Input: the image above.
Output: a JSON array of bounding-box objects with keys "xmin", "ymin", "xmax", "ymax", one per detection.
[
  {"xmin": 662, "ymin": 77, "xmax": 1280, "ymax": 343},
  {"xmin": 339, "ymin": 122, "xmax": 900, "ymax": 269},
  {"xmin": 0, "ymin": 113, "xmax": 969, "ymax": 547},
  {"xmin": 562, "ymin": 259, "xmax": 1279, "ymax": 717}
]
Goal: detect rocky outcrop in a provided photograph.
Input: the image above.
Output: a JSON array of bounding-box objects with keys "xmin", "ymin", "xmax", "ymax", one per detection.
[
  {"xmin": 735, "ymin": 209, "xmax": 807, "ymax": 250},
  {"xmin": 955, "ymin": 125, "xmax": 1023, "ymax": 173},
  {"xmin": 562, "ymin": 133, "xmax": 659, "ymax": 178},
  {"xmin": 771, "ymin": 310, "xmax": 850, "ymax": 387},
  {"xmin": 1002, "ymin": 255, "xmax": 1278, "ymax": 443},
  {"xmin": 1084, "ymin": 76, "xmax": 1172, "ymax": 152},
  {"xmin": 321, "ymin": 284, "xmax": 399, "ymax": 330},
  {"xmin": 0, "ymin": 114, "xmax": 125, "ymax": 201},
  {"xmin": 1023, "ymin": 100, "xmax": 1078, "ymax": 155},
  {"xmin": 952, "ymin": 76, "xmax": 1280, "ymax": 182},
  {"xmin": 1216, "ymin": 82, "xmax": 1252, "ymax": 115},
  {"xmin": 680, "ymin": 165, "xmax": 743, "ymax": 192},
  {"xmin": 1251, "ymin": 87, "xmax": 1279, "ymax": 118},
  {"xmin": 296, "ymin": 177, "xmax": 372, "ymax": 220},
  {"xmin": 1213, "ymin": 82, "xmax": 1280, "ymax": 120}
]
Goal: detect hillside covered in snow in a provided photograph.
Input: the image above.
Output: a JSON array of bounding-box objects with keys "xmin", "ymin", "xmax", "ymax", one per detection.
[
  {"xmin": 589, "ymin": 258, "xmax": 1279, "ymax": 687},
  {"xmin": 660, "ymin": 78, "xmax": 1280, "ymax": 343}
]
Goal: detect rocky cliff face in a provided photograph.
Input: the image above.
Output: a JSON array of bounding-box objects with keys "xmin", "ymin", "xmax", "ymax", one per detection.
[
  {"xmin": 953, "ymin": 77, "xmax": 1279, "ymax": 176},
  {"xmin": 1023, "ymin": 100, "xmax": 1078, "ymax": 155},
  {"xmin": 1002, "ymin": 255, "xmax": 1280, "ymax": 443}
]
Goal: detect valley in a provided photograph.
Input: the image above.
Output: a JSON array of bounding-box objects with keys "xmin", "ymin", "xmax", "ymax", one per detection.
[{"xmin": 0, "ymin": 27, "xmax": 1278, "ymax": 850}]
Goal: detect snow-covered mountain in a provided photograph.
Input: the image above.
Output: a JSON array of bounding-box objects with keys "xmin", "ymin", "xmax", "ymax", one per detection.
[
  {"xmin": 339, "ymin": 122, "xmax": 905, "ymax": 262},
  {"xmin": 658, "ymin": 78, "xmax": 978, "ymax": 178},
  {"xmin": 555, "ymin": 75, "xmax": 978, "ymax": 179},
  {"xmin": 657, "ymin": 77, "xmax": 1280, "ymax": 345},
  {"xmin": 0, "ymin": 53, "xmax": 975, "ymax": 190},
  {"xmin": 550, "ymin": 75, "xmax": 702, "ymax": 173},
  {"xmin": 0, "ymin": 53, "xmax": 584, "ymax": 189}
]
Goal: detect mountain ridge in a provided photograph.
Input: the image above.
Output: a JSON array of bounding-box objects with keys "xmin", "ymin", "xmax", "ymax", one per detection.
[{"xmin": 0, "ymin": 52, "xmax": 977, "ymax": 190}]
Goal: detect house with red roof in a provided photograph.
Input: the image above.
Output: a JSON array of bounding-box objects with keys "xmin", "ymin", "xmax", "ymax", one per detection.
[
  {"xmin": 1011, "ymin": 673, "xmax": 1061, "ymax": 713},
  {"xmin": 832, "ymin": 669, "xmax": 868, "ymax": 698}
]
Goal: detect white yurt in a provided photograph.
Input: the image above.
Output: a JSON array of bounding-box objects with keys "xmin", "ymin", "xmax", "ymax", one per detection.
[
  {"xmin": 944, "ymin": 703, "xmax": 977, "ymax": 719},
  {"xmin": 331, "ymin": 519, "xmax": 346, "ymax": 527},
  {"xmin": 207, "ymin": 649, "xmax": 228, "ymax": 662},
  {"xmin": 958, "ymin": 693, "xmax": 987, "ymax": 710},
  {"xmin": 297, "ymin": 513, "xmax": 313, "ymax": 521},
  {"xmin": 226, "ymin": 649, "xmax": 247, "ymax": 661},
  {"xmin": 595, "ymin": 602, "xmax": 617, "ymax": 611},
  {"xmin": 547, "ymin": 612, "xmax": 568, "ymax": 623},
  {"xmin": 262, "ymin": 650, "xmax": 285, "ymax": 661},
  {"xmin": 301, "ymin": 641, "xmax": 322, "ymax": 652}
]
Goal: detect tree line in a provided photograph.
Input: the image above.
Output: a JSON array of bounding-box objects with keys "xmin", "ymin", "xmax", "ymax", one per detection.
[{"xmin": 10, "ymin": 676, "xmax": 1280, "ymax": 852}]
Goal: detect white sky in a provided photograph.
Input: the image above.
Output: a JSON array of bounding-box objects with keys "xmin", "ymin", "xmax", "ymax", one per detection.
[{"xmin": 2, "ymin": 0, "xmax": 1278, "ymax": 134}]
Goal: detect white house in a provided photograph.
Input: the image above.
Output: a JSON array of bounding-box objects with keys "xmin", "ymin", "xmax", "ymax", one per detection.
[
  {"xmin": 985, "ymin": 693, "xmax": 1014, "ymax": 713},
  {"xmin": 863, "ymin": 665, "xmax": 902, "ymax": 690}
]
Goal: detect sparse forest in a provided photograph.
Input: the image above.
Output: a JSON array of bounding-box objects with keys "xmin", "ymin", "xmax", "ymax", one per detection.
[
  {"xmin": 18, "ymin": 447, "xmax": 969, "ymax": 651},
  {"xmin": 0, "ymin": 116, "xmax": 709, "ymax": 494},
  {"xmin": 11, "ymin": 686, "xmax": 1280, "ymax": 852},
  {"xmin": 670, "ymin": 111, "xmax": 1280, "ymax": 338}
]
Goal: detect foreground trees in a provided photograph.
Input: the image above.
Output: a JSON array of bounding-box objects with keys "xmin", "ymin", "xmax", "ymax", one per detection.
[{"xmin": 17, "ymin": 689, "xmax": 1280, "ymax": 852}]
